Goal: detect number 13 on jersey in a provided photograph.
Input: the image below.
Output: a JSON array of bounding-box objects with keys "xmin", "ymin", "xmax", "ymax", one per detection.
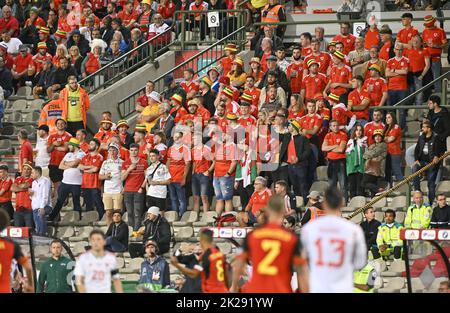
[{"xmin": 315, "ymin": 238, "xmax": 346, "ymax": 268}]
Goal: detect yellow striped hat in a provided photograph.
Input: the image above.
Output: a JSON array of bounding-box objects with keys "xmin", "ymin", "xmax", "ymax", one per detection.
[
  {"xmin": 117, "ymin": 119, "xmax": 129, "ymax": 128},
  {"xmin": 55, "ymin": 29, "xmax": 67, "ymax": 39},
  {"xmin": 369, "ymin": 64, "xmax": 381, "ymax": 73},
  {"xmin": 328, "ymin": 93, "xmax": 340, "ymax": 102},
  {"xmin": 226, "ymin": 113, "xmax": 238, "ymax": 120},
  {"xmin": 333, "ymin": 50, "xmax": 346, "ymax": 61},
  {"xmin": 233, "ymin": 57, "xmax": 244, "ymax": 67},
  {"xmin": 373, "ymin": 129, "xmax": 384, "ymax": 138},
  {"xmin": 307, "ymin": 58, "xmax": 319, "ymax": 68},
  {"xmin": 289, "ymin": 119, "xmax": 301, "ymax": 133},
  {"xmin": 38, "ymin": 26, "xmax": 50, "ymax": 34},
  {"xmin": 135, "ymin": 124, "xmax": 147, "ymax": 132},
  {"xmin": 240, "ymin": 92, "xmax": 253, "ymax": 102},
  {"xmin": 201, "ymin": 76, "xmax": 213, "ymax": 87},
  {"xmin": 37, "ymin": 42, "xmax": 47, "ymax": 50},
  {"xmin": 423, "ymin": 15, "xmax": 436, "ymax": 27},
  {"xmin": 170, "ymin": 94, "xmax": 183, "ymax": 104},
  {"xmin": 223, "ymin": 87, "xmax": 234, "ymax": 99},
  {"xmin": 68, "ymin": 138, "xmax": 80, "ymax": 148}
]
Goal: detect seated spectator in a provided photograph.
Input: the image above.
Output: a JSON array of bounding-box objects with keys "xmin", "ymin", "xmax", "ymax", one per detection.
[
  {"xmin": 117, "ymin": 1, "xmax": 138, "ymax": 30},
  {"xmin": 412, "ymin": 121, "xmax": 441, "ymax": 203},
  {"xmin": 12, "ymin": 44, "xmax": 35, "ymax": 89},
  {"xmin": 1, "ymin": 29, "xmax": 22, "ymax": 54},
  {"xmin": 0, "ymin": 56, "xmax": 14, "ymax": 98},
  {"xmin": 138, "ymin": 240, "xmax": 170, "ymax": 288},
  {"xmin": 134, "ymin": 206, "xmax": 171, "ymax": 256},
  {"xmin": 52, "ymin": 44, "xmax": 69, "ymax": 68},
  {"xmin": 346, "ymin": 124, "xmax": 366, "ymax": 198},
  {"xmin": 68, "ymin": 46, "xmax": 83, "ymax": 78},
  {"xmin": 430, "ymin": 194, "xmax": 450, "ymax": 229},
  {"xmin": 237, "ymin": 176, "xmax": 272, "ymax": 227},
  {"xmin": 405, "ymin": 191, "xmax": 432, "ymax": 229},
  {"xmin": 112, "ymin": 31, "xmax": 128, "ymax": 54},
  {"xmin": 361, "ymin": 129, "xmax": 387, "ymax": 197},
  {"xmin": 360, "ymin": 207, "xmax": 381, "ymax": 256},
  {"xmin": 81, "ymin": 44, "xmax": 102, "ymax": 79},
  {"xmin": 0, "ymin": 6, "xmax": 20, "ymax": 37},
  {"xmin": 300, "ymin": 191, "xmax": 325, "ymax": 226},
  {"xmin": 103, "ymin": 40, "xmax": 123, "ymax": 62},
  {"xmin": 148, "ymin": 13, "xmax": 170, "ymax": 42},
  {"xmin": 47, "ymin": 57, "xmax": 77, "ymax": 98},
  {"xmin": 375, "ymin": 209, "xmax": 403, "ymax": 260},
  {"xmin": 227, "ymin": 57, "xmax": 247, "ymax": 89},
  {"xmin": 0, "ymin": 42, "xmax": 13, "ymax": 69},
  {"xmin": 259, "ymin": 69, "xmax": 287, "ymax": 109},
  {"xmin": 105, "ymin": 210, "xmax": 129, "ymax": 253},
  {"xmin": 337, "ymin": 0, "xmax": 364, "ymax": 12},
  {"xmin": 251, "ymin": 25, "xmax": 282, "ymax": 59}
]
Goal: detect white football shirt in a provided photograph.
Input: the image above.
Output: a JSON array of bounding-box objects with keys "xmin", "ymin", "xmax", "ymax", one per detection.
[
  {"xmin": 74, "ymin": 251, "xmax": 119, "ymax": 293},
  {"xmin": 301, "ymin": 215, "xmax": 367, "ymax": 293}
]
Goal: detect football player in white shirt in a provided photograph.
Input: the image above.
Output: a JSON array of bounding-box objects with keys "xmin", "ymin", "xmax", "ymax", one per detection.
[
  {"xmin": 299, "ymin": 187, "xmax": 367, "ymax": 293},
  {"xmin": 74, "ymin": 230, "xmax": 123, "ymax": 293}
]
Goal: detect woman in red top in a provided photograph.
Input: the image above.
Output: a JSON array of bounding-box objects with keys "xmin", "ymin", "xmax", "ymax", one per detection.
[
  {"xmin": 287, "ymin": 94, "xmax": 305, "ymax": 121},
  {"xmin": 384, "ymin": 112, "xmax": 404, "ymax": 183},
  {"xmin": 52, "ymin": 44, "xmax": 69, "ymax": 68},
  {"xmin": 405, "ymin": 35, "xmax": 431, "ymax": 107},
  {"xmin": 81, "ymin": 45, "xmax": 102, "ymax": 78},
  {"xmin": 247, "ymin": 57, "xmax": 264, "ymax": 86}
]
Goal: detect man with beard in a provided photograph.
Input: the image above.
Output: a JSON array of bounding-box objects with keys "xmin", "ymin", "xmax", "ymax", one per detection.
[
  {"xmin": 286, "ymin": 45, "xmax": 304, "ymax": 95},
  {"xmin": 94, "ymin": 119, "xmax": 115, "ymax": 160},
  {"xmin": 138, "ymin": 240, "xmax": 170, "ymax": 289}
]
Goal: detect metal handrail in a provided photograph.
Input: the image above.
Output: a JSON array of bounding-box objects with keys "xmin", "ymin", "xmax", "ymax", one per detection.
[
  {"xmin": 117, "ymin": 25, "xmax": 248, "ymax": 119},
  {"xmin": 78, "ymin": 23, "xmax": 176, "ymax": 94}
]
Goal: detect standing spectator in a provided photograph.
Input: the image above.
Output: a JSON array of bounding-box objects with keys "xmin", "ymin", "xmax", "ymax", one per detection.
[
  {"xmin": 425, "ymin": 95, "xmax": 450, "ymax": 156},
  {"xmin": 332, "ymin": 22, "xmax": 356, "ymax": 55},
  {"xmin": 379, "ymin": 26, "xmax": 394, "ymax": 61},
  {"xmin": 324, "ymin": 50, "xmax": 352, "ymax": 103},
  {"xmin": 346, "ymin": 124, "xmax": 366, "ymax": 198},
  {"xmin": 79, "ymin": 138, "xmax": 105, "ymax": 219},
  {"xmin": 136, "ymin": 206, "xmax": 171, "ymax": 255},
  {"xmin": 18, "ymin": 129, "xmax": 33, "ymax": 174},
  {"xmin": 361, "ymin": 129, "xmax": 387, "ymax": 197},
  {"xmin": 105, "ymin": 210, "xmax": 129, "ymax": 253},
  {"xmin": 384, "ymin": 112, "xmax": 404, "ymax": 183},
  {"xmin": 167, "ymin": 132, "xmax": 191, "ymax": 216},
  {"xmin": 34, "ymin": 125, "xmax": 51, "ymax": 175},
  {"xmin": 405, "ymin": 35, "xmax": 430, "ymax": 108},
  {"xmin": 0, "ymin": 165, "xmax": 13, "ymax": 221},
  {"xmin": 47, "ymin": 118, "xmax": 71, "ymax": 196},
  {"xmin": 347, "ymin": 76, "xmax": 370, "ymax": 126},
  {"xmin": 116, "ymin": 120, "xmax": 133, "ymax": 149},
  {"xmin": 300, "ymin": 59, "xmax": 328, "ymax": 104},
  {"xmin": 286, "ymin": 45, "xmax": 303, "ymax": 95},
  {"xmin": 303, "ymin": 39, "xmax": 331, "ymax": 76},
  {"xmin": 151, "ymin": 102, "xmax": 175, "ymax": 140},
  {"xmin": 430, "ymin": 194, "xmax": 450, "ymax": 229},
  {"xmin": 99, "ymin": 143, "xmax": 124, "ymax": 226},
  {"xmin": 360, "ymin": 207, "xmax": 381, "ymax": 257},
  {"xmin": 191, "ymin": 134, "xmax": 211, "ymax": 213},
  {"xmin": 322, "ymin": 120, "xmax": 348, "ymax": 200},
  {"xmin": 59, "ymin": 75, "xmax": 91, "ymax": 136},
  {"xmin": 315, "ymin": 26, "xmax": 328, "ymax": 52},
  {"xmin": 405, "ymin": 191, "xmax": 432, "ymax": 229},
  {"xmin": 144, "ymin": 149, "xmax": 171, "ymax": 212},
  {"xmin": 0, "ymin": 56, "xmax": 13, "ymax": 98},
  {"xmin": 348, "ymin": 37, "xmax": 370, "ymax": 68},
  {"xmin": 260, "ymin": 0, "xmax": 286, "ymax": 39},
  {"xmin": 258, "ymin": 54, "xmax": 289, "ymax": 93},
  {"xmin": 37, "ymin": 240, "xmax": 73, "ymax": 293},
  {"xmin": 30, "ymin": 166, "xmax": 52, "ymax": 236},
  {"xmin": 362, "ymin": 64, "xmax": 387, "ymax": 107},
  {"xmin": 138, "ymin": 240, "xmax": 170, "ymax": 288},
  {"xmin": 48, "ymin": 138, "xmax": 85, "ymax": 222},
  {"xmin": 422, "ymin": 15, "xmax": 447, "ymax": 93},
  {"xmin": 362, "ymin": 22, "xmax": 380, "ymax": 51},
  {"xmin": 11, "ymin": 162, "xmax": 33, "ymax": 227},
  {"xmin": 413, "ymin": 121, "xmax": 441, "ymax": 203},
  {"xmin": 396, "ymin": 13, "xmax": 418, "ymax": 51},
  {"xmin": 275, "ymin": 46, "xmax": 289, "ymax": 72},
  {"xmin": 364, "ymin": 109, "xmax": 384, "ymax": 147},
  {"xmin": 121, "ymin": 143, "xmax": 148, "ymax": 231},
  {"xmin": 375, "ymin": 209, "xmax": 403, "ymax": 260}
]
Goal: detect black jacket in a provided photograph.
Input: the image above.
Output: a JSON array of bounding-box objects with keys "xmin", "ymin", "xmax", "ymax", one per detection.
[
  {"xmin": 33, "ymin": 37, "xmax": 57, "ymax": 56},
  {"xmin": 105, "ymin": 221, "xmax": 129, "ymax": 249},
  {"xmin": 414, "ymin": 132, "xmax": 440, "ymax": 163},
  {"xmin": 430, "ymin": 204, "xmax": 450, "ymax": 229},
  {"xmin": 202, "ymin": 90, "xmax": 217, "ymax": 117},
  {"xmin": 151, "ymin": 115, "xmax": 175, "ymax": 140},
  {"xmin": 36, "ymin": 66, "xmax": 55, "ymax": 89},
  {"xmin": 143, "ymin": 215, "xmax": 171, "ymax": 255},
  {"xmin": 67, "ymin": 36, "xmax": 91, "ymax": 57},
  {"xmin": 258, "ymin": 66, "xmax": 289, "ymax": 93},
  {"xmin": 360, "ymin": 219, "xmax": 381, "ymax": 247},
  {"xmin": 0, "ymin": 67, "xmax": 14, "ymax": 96},
  {"xmin": 251, "ymin": 33, "xmax": 283, "ymax": 58},
  {"xmin": 120, "ymin": 132, "xmax": 134, "ymax": 149},
  {"xmin": 427, "ymin": 107, "xmax": 450, "ymax": 152},
  {"xmin": 176, "ymin": 254, "xmax": 202, "ymax": 293},
  {"xmin": 279, "ymin": 133, "xmax": 311, "ymax": 167},
  {"xmin": 51, "ymin": 66, "xmax": 77, "ymax": 88}
]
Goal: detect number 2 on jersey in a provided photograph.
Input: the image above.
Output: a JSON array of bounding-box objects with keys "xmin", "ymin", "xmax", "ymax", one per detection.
[
  {"xmin": 257, "ymin": 240, "xmax": 281, "ymax": 275},
  {"xmin": 315, "ymin": 238, "xmax": 345, "ymax": 267}
]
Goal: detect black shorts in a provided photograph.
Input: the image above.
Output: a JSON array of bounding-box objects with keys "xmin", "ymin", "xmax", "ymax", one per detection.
[{"xmin": 49, "ymin": 165, "xmax": 63, "ymax": 183}]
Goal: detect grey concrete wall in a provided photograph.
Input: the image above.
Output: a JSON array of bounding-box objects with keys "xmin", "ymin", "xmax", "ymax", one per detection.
[{"xmin": 86, "ymin": 51, "xmax": 176, "ymax": 132}]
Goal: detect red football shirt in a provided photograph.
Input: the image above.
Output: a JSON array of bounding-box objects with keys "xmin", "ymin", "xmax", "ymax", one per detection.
[
  {"xmin": 47, "ymin": 132, "xmax": 72, "ymax": 166},
  {"xmin": 80, "ymin": 153, "xmax": 104, "ymax": 189},
  {"xmin": 192, "ymin": 145, "xmax": 212, "ymax": 174},
  {"xmin": 286, "ymin": 61, "xmax": 304, "ymax": 93},
  {"xmin": 247, "ymin": 188, "xmax": 272, "ymax": 215},
  {"xmin": 379, "ymin": 41, "xmax": 391, "ymax": 61},
  {"xmin": 299, "ymin": 114, "xmax": 323, "ymax": 138},
  {"xmin": 0, "ymin": 238, "xmax": 28, "ymax": 293},
  {"xmin": 180, "ymin": 80, "xmax": 200, "ymax": 95},
  {"xmin": 397, "ymin": 27, "xmax": 419, "ymax": 50},
  {"xmin": 213, "ymin": 143, "xmax": 238, "ymax": 177},
  {"xmin": 422, "ymin": 27, "xmax": 447, "ymax": 61},
  {"xmin": 19, "ymin": 140, "xmax": 33, "ymax": 170},
  {"xmin": 364, "ymin": 28, "xmax": 380, "ymax": 50},
  {"xmin": 405, "ymin": 48, "xmax": 429, "ymax": 73},
  {"xmin": 117, "ymin": 10, "xmax": 138, "ymax": 26},
  {"xmin": 331, "ymin": 103, "xmax": 352, "ymax": 126},
  {"xmin": 348, "ymin": 88, "xmax": 370, "ymax": 120},
  {"xmin": 303, "ymin": 52, "xmax": 331, "ymax": 74},
  {"xmin": 14, "ymin": 53, "xmax": 34, "ymax": 73},
  {"xmin": 362, "ymin": 77, "xmax": 387, "ymax": 106},
  {"xmin": 121, "ymin": 158, "xmax": 148, "ymax": 192},
  {"xmin": 323, "ymin": 131, "xmax": 348, "ymax": 160},
  {"xmin": 301, "ymin": 73, "xmax": 328, "ymax": 100},
  {"xmin": 387, "ymin": 57, "xmax": 409, "ymax": 90},
  {"xmin": 14, "ymin": 176, "xmax": 33, "ymax": 210},
  {"xmin": 239, "ymin": 223, "xmax": 305, "ymax": 293},
  {"xmin": 168, "ymin": 144, "xmax": 191, "ymax": 183},
  {"xmin": 0, "ymin": 177, "xmax": 12, "ymax": 202},
  {"xmin": 333, "ymin": 33, "xmax": 356, "ymax": 55},
  {"xmin": 364, "ymin": 121, "xmax": 385, "ymax": 146},
  {"xmin": 386, "ymin": 124, "xmax": 402, "ymax": 155},
  {"xmin": 329, "ymin": 65, "xmax": 352, "ymax": 96}
]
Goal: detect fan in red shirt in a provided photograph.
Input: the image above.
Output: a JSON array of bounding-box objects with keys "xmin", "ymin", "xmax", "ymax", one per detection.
[
  {"xmin": 298, "ymin": 99, "xmax": 323, "ymax": 141},
  {"xmin": 286, "ymin": 45, "xmax": 304, "ymax": 94},
  {"xmin": 94, "ymin": 119, "xmax": 116, "ymax": 160},
  {"xmin": 288, "ymin": 95, "xmax": 305, "ymax": 121},
  {"xmin": 0, "ymin": 43, "xmax": 14, "ymax": 69},
  {"xmin": 12, "ymin": 162, "xmax": 33, "ymax": 227},
  {"xmin": 0, "ymin": 209, "xmax": 34, "ymax": 293},
  {"xmin": 180, "ymin": 68, "xmax": 200, "ymax": 100},
  {"xmin": 397, "ymin": 13, "xmax": 419, "ymax": 51},
  {"xmin": 364, "ymin": 24, "xmax": 380, "ymax": 50},
  {"xmin": 157, "ymin": 0, "xmax": 176, "ymax": 20},
  {"xmin": 47, "ymin": 118, "xmax": 72, "ymax": 191},
  {"xmin": 300, "ymin": 32, "xmax": 312, "ymax": 58},
  {"xmin": 32, "ymin": 42, "xmax": 52, "ymax": 74},
  {"xmin": 405, "ymin": 35, "xmax": 431, "ymax": 106},
  {"xmin": 362, "ymin": 64, "xmax": 388, "ymax": 107},
  {"xmin": 303, "ymin": 39, "xmax": 331, "ymax": 75},
  {"xmin": 364, "ymin": 109, "xmax": 385, "ymax": 146},
  {"xmin": 237, "ymin": 176, "xmax": 272, "ymax": 227},
  {"xmin": 347, "ymin": 76, "xmax": 371, "ymax": 123},
  {"xmin": 79, "ymin": 139, "xmax": 104, "ymax": 215},
  {"xmin": 242, "ymin": 78, "xmax": 261, "ymax": 112},
  {"xmin": 333, "ymin": 22, "xmax": 356, "ymax": 55},
  {"xmin": 231, "ymin": 195, "xmax": 308, "ymax": 293},
  {"xmin": 379, "ymin": 27, "xmax": 393, "ymax": 61},
  {"xmin": 24, "ymin": 7, "xmax": 46, "ymax": 28},
  {"xmin": 169, "ymin": 94, "xmax": 188, "ymax": 124},
  {"xmin": 328, "ymin": 93, "xmax": 353, "ymax": 130},
  {"xmin": 18, "ymin": 130, "xmax": 34, "ymax": 173},
  {"xmin": 238, "ymin": 102, "xmax": 257, "ymax": 129},
  {"xmin": 324, "ymin": 50, "xmax": 352, "ymax": 98},
  {"xmin": 214, "ymin": 103, "xmax": 228, "ymax": 132},
  {"xmin": 220, "ymin": 43, "xmax": 237, "ymax": 76},
  {"xmin": 117, "ymin": 1, "xmax": 138, "ymax": 29},
  {"xmin": 171, "ymin": 228, "xmax": 229, "ymax": 293},
  {"xmin": 300, "ymin": 59, "xmax": 328, "ymax": 103},
  {"xmin": 0, "ymin": 6, "xmax": 20, "ymax": 37},
  {"xmin": 384, "ymin": 112, "xmax": 404, "ymax": 181},
  {"xmin": 386, "ymin": 44, "xmax": 409, "ymax": 110},
  {"xmin": 12, "ymin": 46, "xmax": 35, "ymax": 87}
]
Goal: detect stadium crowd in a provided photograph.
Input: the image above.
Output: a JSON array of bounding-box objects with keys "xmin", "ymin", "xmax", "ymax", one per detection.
[{"xmin": 0, "ymin": 0, "xmax": 450, "ymax": 293}]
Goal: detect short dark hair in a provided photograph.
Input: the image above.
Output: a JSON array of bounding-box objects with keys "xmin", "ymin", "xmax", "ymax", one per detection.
[
  {"xmin": 429, "ymin": 95, "xmax": 441, "ymax": 106},
  {"xmin": 341, "ymin": 22, "xmax": 351, "ymax": 28},
  {"xmin": 324, "ymin": 187, "xmax": 343, "ymax": 210},
  {"xmin": 267, "ymin": 194, "xmax": 285, "ymax": 214},
  {"xmin": 89, "ymin": 229, "xmax": 105, "ymax": 239},
  {"xmin": 373, "ymin": 108, "xmax": 383, "ymax": 115},
  {"xmin": 300, "ymin": 32, "xmax": 312, "ymax": 41},
  {"xmin": 77, "ymin": 129, "xmax": 87, "ymax": 136},
  {"xmin": 50, "ymin": 239, "xmax": 62, "ymax": 246},
  {"xmin": 275, "ymin": 180, "xmax": 288, "ymax": 190},
  {"xmin": 129, "ymin": 143, "xmax": 139, "ymax": 150},
  {"xmin": 285, "ymin": 215, "xmax": 296, "ymax": 227},
  {"xmin": 102, "ymin": 111, "xmax": 112, "ymax": 116},
  {"xmin": 384, "ymin": 209, "xmax": 396, "ymax": 218},
  {"xmin": 363, "ymin": 207, "xmax": 374, "ymax": 214},
  {"xmin": 33, "ymin": 166, "xmax": 42, "ymax": 175},
  {"xmin": 354, "ymin": 75, "xmax": 364, "ymax": 83},
  {"xmin": 0, "ymin": 209, "xmax": 10, "ymax": 232},
  {"xmin": 199, "ymin": 228, "xmax": 214, "ymax": 243},
  {"xmin": 18, "ymin": 129, "xmax": 28, "ymax": 140},
  {"xmin": 149, "ymin": 148, "xmax": 160, "ymax": 155},
  {"xmin": 91, "ymin": 138, "xmax": 101, "ymax": 148}
]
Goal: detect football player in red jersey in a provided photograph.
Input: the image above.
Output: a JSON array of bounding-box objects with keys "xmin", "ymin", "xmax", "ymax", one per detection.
[
  {"xmin": 230, "ymin": 195, "xmax": 309, "ymax": 293},
  {"xmin": 0, "ymin": 209, "xmax": 34, "ymax": 293},
  {"xmin": 171, "ymin": 228, "xmax": 229, "ymax": 293}
]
